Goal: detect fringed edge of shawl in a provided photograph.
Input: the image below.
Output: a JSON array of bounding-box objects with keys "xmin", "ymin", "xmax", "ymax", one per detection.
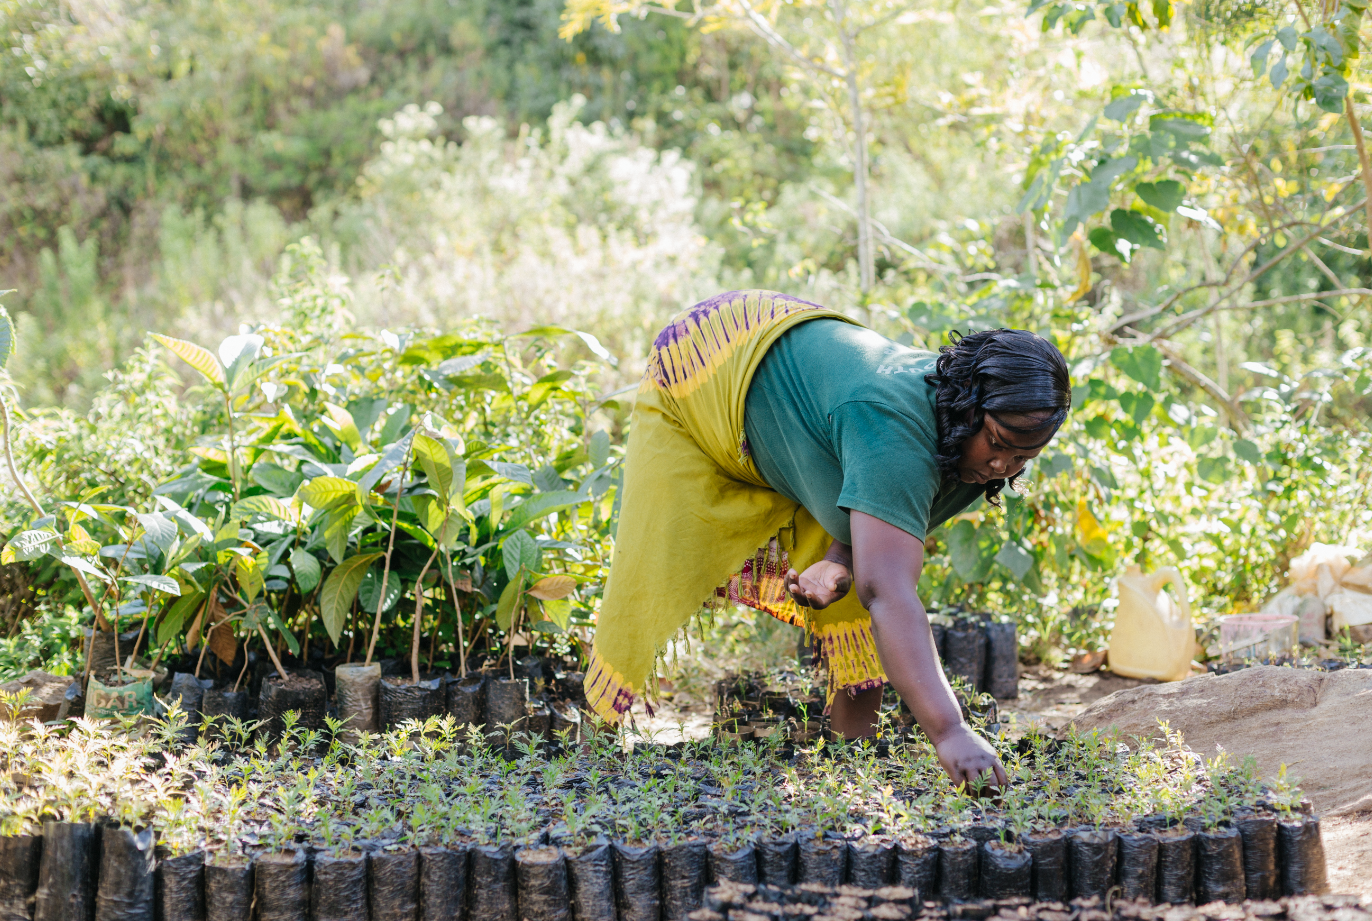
[{"xmin": 584, "ymin": 531, "xmax": 887, "ymax": 725}]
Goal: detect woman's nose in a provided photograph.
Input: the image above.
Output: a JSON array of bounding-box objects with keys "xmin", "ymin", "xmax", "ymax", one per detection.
[{"xmin": 989, "ymin": 456, "xmax": 1006, "ymax": 473}]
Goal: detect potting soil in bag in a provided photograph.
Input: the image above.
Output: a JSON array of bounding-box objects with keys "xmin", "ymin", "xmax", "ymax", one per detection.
[
  {"xmin": 1197, "ymin": 825, "xmax": 1245, "ymax": 904},
  {"xmin": 370, "ymin": 848, "xmax": 419, "ymax": 921},
  {"xmin": 1157, "ymin": 827, "xmax": 1197, "ymax": 904},
  {"xmin": 485, "ymin": 678, "xmax": 527, "ymax": 742},
  {"xmin": 380, "ymin": 677, "xmax": 444, "ymax": 729},
  {"xmin": 419, "ymin": 844, "xmax": 469, "ymax": 921},
  {"xmin": 445, "ymin": 674, "xmax": 485, "ymax": 731},
  {"xmin": 1278, "ymin": 817, "xmax": 1328, "ymax": 896},
  {"xmin": 87, "ymin": 676, "xmax": 155, "ymax": 720},
  {"xmin": 154, "ymin": 849, "xmax": 204, "ymax": 921},
  {"xmin": 984, "ymin": 622, "xmax": 1018, "ymax": 699},
  {"xmin": 0, "ymin": 833, "xmax": 41, "ymax": 920},
  {"xmin": 798, "ymin": 837, "xmax": 845, "ymax": 886},
  {"xmin": 708, "ymin": 840, "xmax": 757, "ymax": 885},
  {"xmin": 515, "ymin": 847, "xmax": 570, "ymax": 921},
  {"xmin": 525, "ymin": 702, "xmax": 551, "ymax": 740},
  {"xmin": 931, "ymin": 623, "xmax": 947, "ymax": 660},
  {"xmin": 1116, "ymin": 832, "xmax": 1159, "ymax": 902},
  {"xmin": 203, "ymin": 857, "xmax": 253, "ymax": 921},
  {"xmin": 661, "ymin": 839, "xmax": 709, "ymax": 921},
  {"xmin": 83, "ymin": 629, "xmax": 143, "ymax": 679},
  {"xmin": 846, "ymin": 838, "xmax": 895, "ymax": 888},
  {"xmin": 253, "ymin": 850, "xmax": 308, "ymax": 921},
  {"xmin": 470, "ymin": 844, "xmax": 517, "ymax": 921},
  {"xmin": 944, "ymin": 624, "xmax": 987, "ymax": 694},
  {"xmin": 895, "ymin": 836, "xmax": 936, "ymax": 902},
  {"xmin": 612, "ymin": 842, "xmax": 660, "ymax": 921},
  {"xmin": 35, "ymin": 821, "xmax": 96, "ymax": 921},
  {"xmin": 756, "ymin": 835, "xmax": 796, "ymax": 886},
  {"xmin": 1067, "ymin": 829, "xmax": 1117, "ymax": 900},
  {"xmin": 549, "ymin": 700, "xmax": 581, "ymax": 744},
  {"xmin": 257, "ymin": 673, "xmax": 326, "ymax": 740},
  {"xmin": 937, "ymin": 838, "xmax": 978, "ymax": 902},
  {"xmin": 200, "ymin": 690, "xmax": 248, "ymax": 743},
  {"xmin": 567, "ymin": 842, "xmax": 615, "ymax": 921},
  {"xmin": 167, "ymin": 673, "xmax": 212, "ymax": 741},
  {"xmin": 334, "ymin": 662, "xmax": 381, "ymax": 741},
  {"xmin": 1237, "ymin": 814, "xmax": 1279, "ymax": 900},
  {"xmin": 1023, "ymin": 829, "xmax": 1067, "ymax": 902},
  {"xmin": 979, "ymin": 841, "xmax": 1030, "ymax": 899},
  {"xmin": 94, "ymin": 826, "xmax": 155, "ymax": 921},
  {"xmin": 311, "ymin": 851, "xmax": 367, "ymax": 921}
]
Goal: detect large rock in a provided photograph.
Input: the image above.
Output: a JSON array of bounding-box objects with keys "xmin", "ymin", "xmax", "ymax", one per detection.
[
  {"xmin": 0, "ymin": 670, "xmax": 78, "ymax": 723},
  {"xmin": 1072, "ymin": 665, "xmax": 1372, "ymax": 815}
]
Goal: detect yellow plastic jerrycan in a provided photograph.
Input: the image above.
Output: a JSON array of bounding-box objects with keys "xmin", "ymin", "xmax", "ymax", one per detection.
[{"xmin": 1107, "ymin": 565, "xmax": 1198, "ymax": 682}]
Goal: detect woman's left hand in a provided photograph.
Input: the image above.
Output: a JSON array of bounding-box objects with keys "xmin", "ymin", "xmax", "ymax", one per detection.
[{"xmin": 786, "ymin": 560, "xmax": 852, "ymax": 609}]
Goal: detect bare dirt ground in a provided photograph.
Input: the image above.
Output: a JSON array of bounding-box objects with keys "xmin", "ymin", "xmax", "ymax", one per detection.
[{"xmin": 640, "ymin": 661, "xmax": 1371, "ymax": 895}]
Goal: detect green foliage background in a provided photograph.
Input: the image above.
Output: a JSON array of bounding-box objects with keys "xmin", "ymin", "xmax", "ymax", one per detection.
[{"xmin": 1, "ymin": 0, "xmax": 1370, "ymax": 677}]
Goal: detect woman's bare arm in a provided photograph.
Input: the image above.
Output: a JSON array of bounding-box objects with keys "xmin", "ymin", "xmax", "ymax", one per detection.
[{"xmin": 850, "ymin": 510, "xmax": 1008, "ymax": 787}]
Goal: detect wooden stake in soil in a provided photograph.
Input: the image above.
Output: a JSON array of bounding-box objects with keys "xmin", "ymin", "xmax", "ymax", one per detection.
[
  {"xmin": 366, "ymin": 445, "xmax": 412, "ymax": 665},
  {"xmin": 411, "ymin": 547, "xmax": 440, "ymax": 684}
]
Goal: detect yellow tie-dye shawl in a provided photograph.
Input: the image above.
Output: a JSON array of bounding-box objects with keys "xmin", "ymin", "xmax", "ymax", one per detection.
[{"xmin": 584, "ymin": 290, "xmax": 887, "ymax": 724}]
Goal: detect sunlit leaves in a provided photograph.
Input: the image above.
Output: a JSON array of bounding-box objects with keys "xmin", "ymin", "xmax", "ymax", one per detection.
[
  {"xmin": 290, "ymin": 549, "xmax": 322, "ymax": 594},
  {"xmin": 122, "ymin": 573, "xmax": 181, "ymax": 596},
  {"xmin": 152, "ymin": 335, "xmax": 226, "ymax": 389},
  {"xmin": 1, "ymin": 529, "xmax": 57, "ymax": 563},
  {"xmin": 319, "ymin": 553, "xmax": 383, "ymax": 645},
  {"xmin": 1111, "ymin": 345, "xmax": 1163, "ymax": 391},
  {"xmin": 298, "ymin": 476, "xmax": 358, "ymax": 510}
]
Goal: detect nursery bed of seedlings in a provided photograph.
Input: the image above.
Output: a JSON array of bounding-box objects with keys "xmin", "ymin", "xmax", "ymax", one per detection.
[
  {"xmin": 0, "ymin": 698, "xmax": 1330, "ymax": 921},
  {"xmin": 695, "ymin": 885, "xmax": 1362, "ymax": 921}
]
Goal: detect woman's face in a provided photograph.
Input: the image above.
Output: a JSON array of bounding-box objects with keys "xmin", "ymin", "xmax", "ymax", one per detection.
[{"xmin": 956, "ymin": 412, "xmax": 1052, "ymax": 485}]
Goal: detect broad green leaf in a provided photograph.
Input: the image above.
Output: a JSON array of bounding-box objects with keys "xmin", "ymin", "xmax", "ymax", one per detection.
[
  {"xmin": 136, "ymin": 512, "xmax": 179, "ymax": 552},
  {"xmin": 231, "ymin": 495, "xmax": 294, "ymax": 522},
  {"xmin": 1233, "ymin": 439, "xmax": 1264, "ymax": 465},
  {"xmin": 1103, "ymin": 89, "xmax": 1151, "ymax": 121},
  {"xmin": 319, "ymin": 552, "xmax": 383, "ymax": 645},
  {"xmin": 1110, "ymin": 345, "xmax": 1164, "ymax": 390},
  {"xmin": 358, "ymin": 433, "xmax": 414, "ymax": 495},
  {"xmin": 995, "ymin": 540, "xmax": 1035, "ymax": 581},
  {"xmin": 290, "ymin": 549, "xmax": 322, "ymax": 593},
  {"xmin": 324, "ymin": 506, "xmax": 360, "ymax": 564},
  {"xmin": 413, "ymin": 494, "xmax": 447, "ymax": 534},
  {"xmin": 1117, "ymin": 391, "xmax": 1156, "ymax": 424},
  {"xmin": 538, "ymin": 598, "xmax": 573, "ymax": 633},
  {"xmin": 1135, "ymin": 180, "xmax": 1185, "ymax": 212},
  {"xmin": 502, "ymin": 530, "xmax": 539, "ymax": 580},
  {"xmin": 122, "ymin": 574, "xmax": 181, "ymax": 596},
  {"xmin": 2, "ymin": 529, "xmax": 57, "ymax": 563},
  {"xmin": 321, "ymin": 403, "xmax": 363, "ymax": 451},
  {"xmin": 1110, "ymin": 209, "xmax": 1165, "ymax": 249},
  {"xmin": 412, "ymin": 433, "xmax": 452, "ymax": 504},
  {"xmin": 1197, "ymin": 456, "xmax": 1231, "ymax": 484},
  {"xmin": 434, "ymin": 510, "xmax": 466, "ymax": 549},
  {"xmin": 947, "ymin": 520, "xmax": 998, "ymax": 583},
  {"xmin": 377, "ymin": 404, "xmax": 413, "ymax": 446},
  {"xmin": 299, "ymin": 476, "xmax": 359, "ymax": 510},
  {"xmin": 235, "ymin": 555, "xmax": 265, "ymax": 603},
  {"xmin": 528, "ymin": 574, "xmax": 576, "ymax": 600},
  {"xmin": 589, "ymin": 430, "xmax": 611, "ymax": 468},
  {"xmin": 56, "ymin": 554, "xmax": 111, "ymax": 583},
  {"xmin": 0, "ymin": 307, "xmax": 14, "ymax": 371},
  {"xmin": 157, "ymin": 591, "xmax": 204, "ymax": 647},
  {"xmin": 218, "ymin": 334, "xmax": 263, "ymax": 390},
  {"xmin": 152, "ymin": 334, "xmax": 226, "ymax": 388},
  {"xmin": 503, "ymin": 491, "xmax": 585, "ymax": 533},
  {"xmin": 358, "ymin": 568, "xmax": 402, "ymax": 614},
  {"xmin": 250, "ymin": 463, "xmax": 305, "ymax": 497},
  {"xmin": 496, "ymin": 574, "xmax": 525, "ymax": 632}
]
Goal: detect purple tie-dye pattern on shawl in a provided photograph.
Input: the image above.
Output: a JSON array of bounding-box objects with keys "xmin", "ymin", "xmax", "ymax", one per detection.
[{"xmin": 646, "ymin": 290, "xmax": 826, "ymax": 390}]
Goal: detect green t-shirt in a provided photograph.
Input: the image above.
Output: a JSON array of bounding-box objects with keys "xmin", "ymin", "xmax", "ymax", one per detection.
[{"xmin": 742, "ymin": 318, "xmax": 983, "ymax": 545}]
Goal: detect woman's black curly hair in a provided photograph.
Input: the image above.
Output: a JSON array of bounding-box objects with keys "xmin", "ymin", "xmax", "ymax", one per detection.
[{"xmin": 925, "ymin": 328, "xmax": 1071, "ymax": 504}]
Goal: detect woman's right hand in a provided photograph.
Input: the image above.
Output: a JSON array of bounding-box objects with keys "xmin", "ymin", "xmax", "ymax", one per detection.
[
  {"xmin": 786, "ymin": 560, "xmax": 852, "ymax": 609},
  {"xmin": 933, "ymin": 723, "xmax": 1009, "ymax": 790}
]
